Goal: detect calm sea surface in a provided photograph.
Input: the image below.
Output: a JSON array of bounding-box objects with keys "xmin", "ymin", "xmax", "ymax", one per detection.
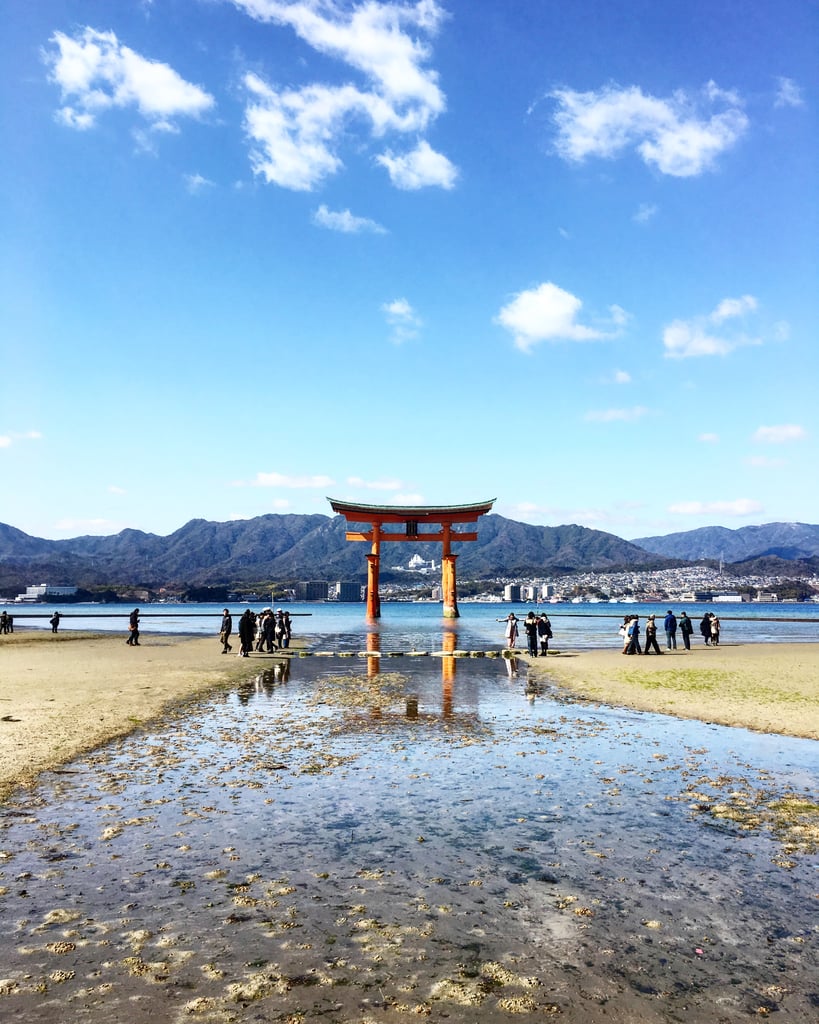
[{"xmin": 7, "ymin": 599, "xmax": 819, "ymax": 648}]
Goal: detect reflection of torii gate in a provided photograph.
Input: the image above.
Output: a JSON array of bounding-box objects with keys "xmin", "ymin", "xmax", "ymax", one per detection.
[{"xmin": 328, "ymin": 498, "xmax": 495, "ymax": 620}]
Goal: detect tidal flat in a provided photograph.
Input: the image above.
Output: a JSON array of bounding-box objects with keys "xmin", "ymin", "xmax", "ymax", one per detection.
[{"xmin": 0, "ymin": 657, "xmax": 816, "ymax": 1023}]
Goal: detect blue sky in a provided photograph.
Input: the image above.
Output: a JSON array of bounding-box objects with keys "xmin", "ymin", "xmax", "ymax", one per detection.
[{"xmin": 2, "ymin": 0, "xmax": 816, "ymax": 542}]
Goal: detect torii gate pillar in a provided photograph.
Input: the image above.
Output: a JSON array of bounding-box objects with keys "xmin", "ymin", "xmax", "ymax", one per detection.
[{"xmin": 328, "ymin": 499, "xmax": 495, "ymax": 621}]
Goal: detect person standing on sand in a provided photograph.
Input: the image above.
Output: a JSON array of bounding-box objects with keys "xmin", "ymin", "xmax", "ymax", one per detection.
[
  {"xmin": 679, "ymin": 611, "xmax": 693, "ymax": 650},
  {"xmin": 699, "ymin": 612, "xmax": 712, "ymax": 645},
  {"xmin": 537, "ymin": 613, "xmax": 553, "ymax": 655},
  {"xmin": 710, "ymin": 614, "xmax": 721, "ymax": 646},
  {"xmin": 644, "ymin": 614, "xmax": 662, "ymax": 654},
  {"xmin": 219, "ymin": 609, "xmax": 233, "ymax": 653},
  {"xmin": 524, "ymin": 612, "xmax": 539, "ymax": 656},
  {"xmin": 238, "ymin": 609, "xmax": 254, "ymax": 657},
  {"xmin": 50, "ymin": 611, "xmax": 61, "ymax": 633},
  {"xmin": 664, "ymin": 609, "xmax": 677, "ymax": 650},
  {"xmin": 126, "ymin": 608, "xmax": 140, "ymax": 646},
  {"xmin": 502, "ymin": 613, "xmax": 519, "ymax": 649}
]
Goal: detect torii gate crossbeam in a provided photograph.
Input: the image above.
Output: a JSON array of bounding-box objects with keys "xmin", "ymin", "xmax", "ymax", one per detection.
[{"xmin": 328, "ymin": 498, "xmax": 495, "ymax": 619}]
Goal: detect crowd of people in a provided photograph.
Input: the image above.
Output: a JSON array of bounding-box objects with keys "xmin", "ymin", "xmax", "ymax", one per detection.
[
  {"xmin": 220, "ymin": 607, "xmax": 293, "ymax": 657},
  {"xmin": 619, "ymin": 609, "xmax": 720, "ymax": 654},
  {"xmin": 499, "ymin": 611, "xmax": 553, "ymax": 656}
]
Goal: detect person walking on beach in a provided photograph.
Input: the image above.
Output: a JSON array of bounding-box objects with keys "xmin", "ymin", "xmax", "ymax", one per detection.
[
  {"xmin": 663, "ymin": 610, "xmax": 677, "ymax": 650},
  {"xmin": 219, "ymin": 608, "xmax": 233, "ymax": 653},
  {"xmin": 238, "ymin": 609, "xmax": 254, "ymax": 657},
  {"xmin": 126, "ymin": 608, "xmax": 140, "ymax": 646},
  {"xmin": 283, "ymin": 611, "xmax": 292, "ymax": 648},
  {"xmin": 679, "ymin": 611, "xmax": 693, "ymax": 650},
  {"xmin": 643, "ymin": 614, "xmax": 662, "ymax": 654},
  {"xmin": 50, "ymin": 611, "xmax": 61, "ymax": 633},
  {"xmin": 537, "ymin": 613, "xmax": 553, "ymax": 655},
  {"xmin": 710, "ymin": 614, "xmax": 721, "ymax": 646},
  {"xmin": 499, "ymin": 613, "xmax": 519, "ymax": 649},
  {"xmin": 699, "ymin": 612, "xmax": 712, "ymax": 645},
  {"xmin": 625, "ymin": 615, "xmax": 642, "ymax": 655}
]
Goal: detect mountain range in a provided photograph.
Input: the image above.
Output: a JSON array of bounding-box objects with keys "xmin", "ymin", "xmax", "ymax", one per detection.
[{"xmin": 0, "ymin": 516, "xmax": 817, "ymax": 594}]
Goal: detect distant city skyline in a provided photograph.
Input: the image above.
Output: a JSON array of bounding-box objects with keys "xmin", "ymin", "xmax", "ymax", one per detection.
[{"xmin": 2, "ymin": 2, "xmax": 816, "ymax": 540}]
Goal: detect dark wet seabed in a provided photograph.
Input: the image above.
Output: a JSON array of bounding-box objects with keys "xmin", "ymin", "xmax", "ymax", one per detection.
[{"xmin": 0, "ymin": 657, "xmax": 817, "ymax": 1023}]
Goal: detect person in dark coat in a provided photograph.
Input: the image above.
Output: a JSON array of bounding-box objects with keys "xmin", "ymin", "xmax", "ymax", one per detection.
[
  {"xmin": 699, "ymin": 613, "xmax": 712, "ymax": 645},
  {"xmin": 219, "ymin": 609, "xmax": 233, "ymax": 653},
  {"xmin": 663, "ymin": 610, "xmax": 677, "ymax": 650},
  {"xmin": 679, "ymin": 611, "xmax": 694, "ymax": 650},
  {"xmin": 625, "ymin": 615, "xmax": 641, "ymax": 655},
  {"xmin": 50, "ymin": 611, "xmax": 61, "ymax": 633},
  {"xmin": 524, "ymin": 612, "xmax": 539, "ymax": 656},
  {"xmin": 537, "ymin": 613, "xmax": 553, "ymax": 655},
  {"xmin": 238, "ymin": 609, "xmax": 254, "ymax": 657},
  {"xmin": 126, "ymin": 608, "xmax": 140, "ymax": 646}
]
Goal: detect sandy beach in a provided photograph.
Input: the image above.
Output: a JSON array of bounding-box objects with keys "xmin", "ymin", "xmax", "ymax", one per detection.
[
  {"xmin": 0, "ymin": 631, "xmax": 266, "ymax": 801},
  {"xmin": 528, "ymin": 641, "xmax": 819, "ymax": 740}
]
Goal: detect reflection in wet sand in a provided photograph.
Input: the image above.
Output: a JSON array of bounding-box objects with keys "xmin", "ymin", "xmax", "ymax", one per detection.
[{"xmin": 0, "ymin": 655, "xmax": 816, "ymax": 1023}]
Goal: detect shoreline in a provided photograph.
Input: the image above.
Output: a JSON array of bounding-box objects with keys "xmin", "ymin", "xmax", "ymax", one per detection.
[
  {"xmin": 1, "ymin": 634, "xmax": 817, "ymax": 804},
  {"xmin": 527, "ymin": 641, "xmax": 819, "ymax": 740},
  {"xmin": 0, "ymin": 632, "xmax": 268, "ymax": 802}
]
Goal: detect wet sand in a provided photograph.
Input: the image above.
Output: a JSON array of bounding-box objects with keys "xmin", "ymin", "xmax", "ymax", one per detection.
[
  {"xmin": 0, "ymin": 632, "xmax": 265, "ymax": 801},
  {"xmin": 1, "ymin": 634, "xmax": 818, "ymax": 803},
  {"xmin": 527, "ymin": 641, "xmax": 819, "ymax": 740}
]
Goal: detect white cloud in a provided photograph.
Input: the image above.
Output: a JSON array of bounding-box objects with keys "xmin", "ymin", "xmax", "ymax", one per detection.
[
  {"xmin": 752, "ymin": 424, "xmax": 806, "ymax": 444},
  {"xmin": 347, "ymin": 476, "xmax": 403, "ymax": 490},
  {"xmin": 613, "ymin": 369, "xmax": 631, "ymax": 384},
  {"xmin": 745, "ymin": 455, "xmax": 785, "ymax": 468},
  {"xmin": 496, "ymin": 282, "xmax": 622, "ymax": 352},
  {"xmin": 774, "ymin": 76, "xmax": 805, "ymax": 109},
  {"xmin": 663, "ymin": 294, "xmax": 762, "ymax": 358},
  {"xmin": 54, "ymin": 517, "xmax": 124, "ymax": 534},
  {"xmin": 382, "ymin": 297, "xmax": 422, "ymax": 344},
  {"xmin": 584, "ymin": 406, "xmax": 650, "ymax": 423},
  {"xmin": 391, "ymin": 492, "xmax": 425, "ymax": 504},
  {"xmin": 107, "ymin": 485, "xmax": 127, "ymax": 495},
  {"xmin": 0, "ymin": 430, "xmax": 42, "ymax": 449},
  {"xmin": 43, "ymin": 27, "xmax": 214, "ymax": 131},
  {"xmin": 185, "ymin": 172, "xmax": 214, "ymax": 194},
  {"xmin": 551, "ymin": 81, "xmax": 748, "ymax": 177},
  {"xmin": 376, "ymin": 140, "xmax": 458, "ymax": 189},
  {"xmin": 633, "ymin": 202, "xmax": 658, "ymax": 224},
  {"xmin": 253, "ymin": 472, "xmax": 335, "ymax": 487},
  {"xmin": 313, "ymin": 204, "xmax": 387, "ymax": 234},
  {"xmin": 668, "ymin": 499, "xmax": 763, "ymax": 517},
  {"xmin": 236, "ymin": 1, "xmax": 454, "ymax": 191},
  {"xmin": 710, "ymin": 294, "xmax": 757, "ymax": 322},
  {"xmin": 698, "ymin": 432, "xmax": 720, "ymax": 444}
]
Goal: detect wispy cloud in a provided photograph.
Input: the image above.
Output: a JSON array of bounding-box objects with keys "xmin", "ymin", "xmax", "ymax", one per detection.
[
  {"xmin": 0, "ymin": 430, "xmax": 42, "ymax": 449},
  {"xmin": 551, "ymin": 80, "xmax": 748, "ymax": 177},
  {"xmin": 613, "ymin": 369, "xmax": 631, "ymax": 384},
  {"xmin": 43, "ymin": 27, "xmax": 214, "ymax": 132},
  {"xmin": 312, "ymin": 204, "xmax": 387, "ymax": 234},
  {"xmin": 698, "ymin": 432, "xmax": 720, "ymax": 444},
  {"xmin": 584, "ymin": 406, "xmax": 650, "ymax": 423},
  {"xmin": 752, "ymin": 424, "xmax": 806, "ymax": 444},
  {"xmin": 54, "ymin": 517, "xmax": 125, "ymax": 534},
  {"xmin": 633, "ymin": 202, "xmax": 658, "ymax": 224},
  {"xmin": 668, "ymin": 499, "xmax": 763, "ymax": 517},
  {"xmin": 347, "ymin": 476, "xmax": 403, "ymax": 491},
  {"xmin": 663, "ymin": 294, "xmax": 761, "ymax": 358},
  {"xmin": 237, "ymin": 1, "xmax": 456, "ymax": 191},
  {"xmin": 745, "ymin": 455, "xmax": 785, "ymax": 468},
  {"xmin": 382, "ymin": 297, "xmax": 422, "ymax": 344},
  {"xmin": 496, "ymin": 281, "xmax": 626, "ymax": 352},
  {"xmin": 774, "ymin": 76, "xmax": 805, "ymax": 109},
  {"xmin": 185, "ymin": 172, "xmax": 214, "ymax": 194},
  {"xmin": 252, "ymin": 472, "xmax": 335, "ymax": 488},
  {"xmin": 107, "ymin": 485, "xmax": 127, "ymax": 495}
]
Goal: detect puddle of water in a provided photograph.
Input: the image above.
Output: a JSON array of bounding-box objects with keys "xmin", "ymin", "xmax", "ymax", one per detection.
[{"xmin": 0, "ymin": 657, "xmax": 817, "ymax": 1023}]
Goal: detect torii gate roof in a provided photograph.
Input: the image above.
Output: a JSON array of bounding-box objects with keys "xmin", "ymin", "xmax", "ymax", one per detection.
[{"xmin": 327, "ymin": 498, "xmax": 495, "ymax": 523}]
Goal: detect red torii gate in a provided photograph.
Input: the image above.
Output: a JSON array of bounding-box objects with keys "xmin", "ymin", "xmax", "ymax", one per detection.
[{"xmin": 328, "ymin": 498, "xmax": 496, "ymax": 620}]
